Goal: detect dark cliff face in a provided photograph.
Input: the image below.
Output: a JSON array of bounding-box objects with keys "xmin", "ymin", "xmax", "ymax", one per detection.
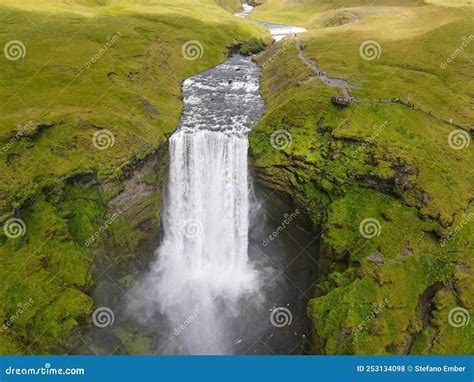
[{"xmin": 74, "ymin": 149, "xmax": 168, "ymax": 355}]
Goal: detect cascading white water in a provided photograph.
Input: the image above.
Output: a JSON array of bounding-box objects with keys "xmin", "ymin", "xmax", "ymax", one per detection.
[
  {"xmin": 164, "ymin": 131, "xmax": 253, "ymax": 294},
  {"xmin": 130, "ymin": 55, "xmax": 265, "ymax": 354},
  {"xmin": 156, "ymin": 131, "xmax": 258, "ymax": 353}
]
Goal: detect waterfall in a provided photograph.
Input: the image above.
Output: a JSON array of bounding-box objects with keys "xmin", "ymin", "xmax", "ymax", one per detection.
[
  {"xmin": 129, "ymin": 55, "xmax": 265, "ymax": 354},
  {"xmin": 156, "ymin": 131, "xmax": 259, "ymax": 353},
  {"xmin": 164, "ymin": 131, "xmax": 254, "ymax": 295}
]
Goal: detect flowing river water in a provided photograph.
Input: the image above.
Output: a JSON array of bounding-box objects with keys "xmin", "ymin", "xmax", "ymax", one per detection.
[{"xmin": 80, "ymin": 4, "xmax": 318, "ymax": 356}]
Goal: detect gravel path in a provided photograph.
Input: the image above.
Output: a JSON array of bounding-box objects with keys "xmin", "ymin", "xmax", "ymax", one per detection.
[{"xmin": 294, "ymin": 35, "xmax": 360, "ymax": 100}]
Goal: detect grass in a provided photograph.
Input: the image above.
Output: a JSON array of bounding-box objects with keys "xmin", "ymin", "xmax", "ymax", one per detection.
[
  {"xmin": 251, "ymin": 0, "xmax": 426, "ymax": 26},
  {"xmin": 215, "ymin": 0, "xmax": 242, "ymax": 13},
  {"xmin": 250, "ymin": 0, "xmax": 473, "ymax": 354},
  {"xmin": 0, "ymin": 0, "xmax": 269, "ymax": 354}
]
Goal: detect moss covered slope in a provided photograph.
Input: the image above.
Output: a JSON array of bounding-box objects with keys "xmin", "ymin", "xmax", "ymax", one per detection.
[{"xmin": 250, "ymin": 0, "xmax": 473, "ymax": 355}]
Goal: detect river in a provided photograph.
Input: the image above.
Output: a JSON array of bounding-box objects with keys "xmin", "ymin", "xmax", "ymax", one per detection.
[{"xmin": 235, "ymin": 3, "xmax": 307, "ymax": 41}]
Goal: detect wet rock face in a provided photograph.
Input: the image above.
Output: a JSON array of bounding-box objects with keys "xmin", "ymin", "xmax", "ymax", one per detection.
[
  {"xmin": 421, "ymin": 192, "xmax": 430, "ymax": 205},
  {"xmin": 140, "ymin": 96, "xmax": 160, "ymax": 118},
  {"xmin": 367, "ymin": 252, "xmax": 385, "ymax": 266},
  {"xmin": 107, "ymin": 158, "xmax": 157, "ymax": 214},
  {"xmin": 179, "ymin": 55, "xmax": 264, "ymax": 136},
  {"xmin": 397, "ymin": 241, "xmax": 413, "ymax": 259},
  {"xmin": 416, "ymin": 281, "xmax": 444, "ymax": 329}
]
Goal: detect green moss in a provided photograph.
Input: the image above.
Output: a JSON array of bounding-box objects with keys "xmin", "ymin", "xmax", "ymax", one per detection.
[
  {"xmin": 240, "ymin": 38, "xmax": 267, "ymax": 55},
  {"xmin": 0, "ymin": 181, "xmax": 105, "ymax": 354},
  {"xmin": 113, "ymin": 327, "xmax": 153, "ymax": 355}
]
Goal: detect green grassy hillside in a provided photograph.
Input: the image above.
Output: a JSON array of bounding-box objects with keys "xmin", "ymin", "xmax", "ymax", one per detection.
[
  {"xmin": 250, "ymin": 0, "xmax": 473, "ymax": 354},
  {"xmin": 215, "ymin": 0, "xmax": 243, "ymax": 12},
  {"xmin": 0, "ymin": 0, "xmax": 268, "ymax": 354},
  {"xmin": 251, "ymin": 0, "xmax": 426, "ymax": 26}
]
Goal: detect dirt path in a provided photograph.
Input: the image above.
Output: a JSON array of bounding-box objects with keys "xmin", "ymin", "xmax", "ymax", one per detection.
[
  {"xmin": 294, "ymin": 35, "xmax": 359, "ymax": 100},
  {"xmin": 293, "ymin": 35, "xmax": 469, "ymax": 130}
]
